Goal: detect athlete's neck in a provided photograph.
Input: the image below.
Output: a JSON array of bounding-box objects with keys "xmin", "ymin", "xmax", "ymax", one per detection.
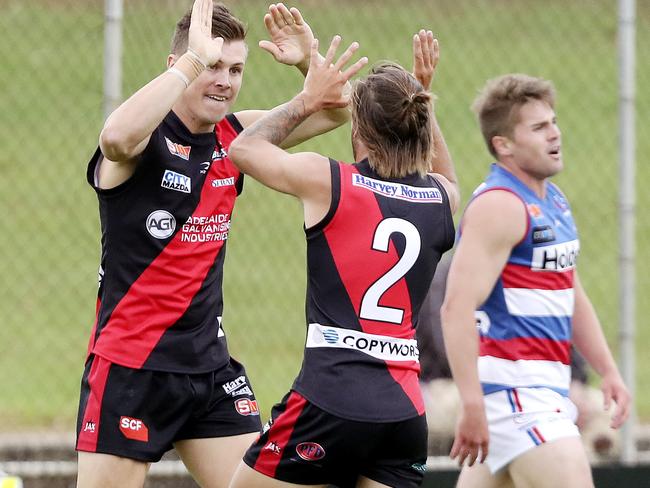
[{"xmin": 171, "ymin": 106, "xmax": 217, "ymax": 135}]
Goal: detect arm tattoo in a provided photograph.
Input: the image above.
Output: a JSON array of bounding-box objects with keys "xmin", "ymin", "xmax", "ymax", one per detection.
[{"xmin": 240, "ymin": 97, "xmax": 310, "ymax": 145}]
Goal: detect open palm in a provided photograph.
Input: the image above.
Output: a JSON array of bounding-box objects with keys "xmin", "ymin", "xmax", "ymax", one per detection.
[{"xmin": 259, "ymin": 3, "xmax": 314, "ymax": 67}]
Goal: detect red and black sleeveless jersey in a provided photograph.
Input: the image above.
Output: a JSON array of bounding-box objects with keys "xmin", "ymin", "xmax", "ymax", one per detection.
[
  {"xmin": 292, "ymin": 159, "xmax": 455, "ymax": 422},
  {"xmin": 85, "ymin": 111, "xmax": 244, "ymax": 373}
]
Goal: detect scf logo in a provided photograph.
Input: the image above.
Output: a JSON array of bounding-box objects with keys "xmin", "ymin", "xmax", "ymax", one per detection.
[
  {"xmin": 234, "ymin": 398, "xmax": 259, "ymax": 416},
  {"xmin": 119, "ymin": 416, "xmax": 149, "ymax": 442},
  {"xmin": 146, "ymin": 210, "xmax": 176, "ymax": 239}
]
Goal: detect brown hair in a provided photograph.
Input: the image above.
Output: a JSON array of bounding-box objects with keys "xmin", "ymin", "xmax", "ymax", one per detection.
[
  {"xmin": 170, "ymin": 2, "xmax": 247, "ymax": 55},
  {"xmin": 472, "ymin": 73, "xmax": 556, "ymax": 158},
  {"xmin": 351, "ymin": 62, "xmax": 433, "ymax": 179}
]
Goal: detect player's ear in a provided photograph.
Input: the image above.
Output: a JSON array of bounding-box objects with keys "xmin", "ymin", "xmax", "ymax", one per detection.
[
  {"xmin": 167, "ymin": 53, "xmax": 177, "ymax": 69},
  {"xmin": 492, "ymin": 135, "xmax": 512, "ymax": 157}
]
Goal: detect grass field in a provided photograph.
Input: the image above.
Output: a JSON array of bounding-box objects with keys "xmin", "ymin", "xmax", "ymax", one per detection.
[{"xmin": 0, "ymin": 0, "xmax": 649, "ymax": 430}]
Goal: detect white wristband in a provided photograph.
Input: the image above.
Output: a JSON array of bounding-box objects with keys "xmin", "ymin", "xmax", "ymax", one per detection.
[
  {"xmin": 167, "ymin": 67, "xmax": 190, "ymax": 88},
  {"xmin": 186, "ymin": 48, "xmax": 207, "ymax": 68}
]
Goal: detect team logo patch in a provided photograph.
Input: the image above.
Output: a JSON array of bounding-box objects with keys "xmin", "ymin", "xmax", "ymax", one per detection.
[
  {"xmin": 146, "ymin": 210, "xmax": 176, "ymax": 239},
  {"xmin": 532, "ymin": 225, "xmax": 556, "ymax": 244},
  {"xmin": 296, "ymin": 442, "xmax": 326, "ymax": 461},
  {"xmin": 527, "ymin": 204, "xmax": 543, "ymax": 219},
  {"xmin": 165, "ymin": 137, "xmax": 191, "ymax": 160},
  {"xmin": 119, "ymin": 416, "xmax": 149, "ymax": 442},
  {"xmin": 234, "ymin": 398, "xmax": 259, "ymax": 416},
  {"xmin": 161, "ymin": 170, "xmax": 191, "ymax": 193},
  {"xmin": 553, "ymin": 194, "xmax": 570, "ymax": 213}
]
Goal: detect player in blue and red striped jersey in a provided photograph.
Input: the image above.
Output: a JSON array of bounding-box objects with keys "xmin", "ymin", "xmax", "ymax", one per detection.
[
  {"xmin": 228, "ymin": 31, "xmax": 460, "ymax": 488},
  {"xmin": 75, "ymin": 1, "xmax": 355, "ymax": 487},
  {"xmin": 441, "ymin": 74, "xmax": 631, "ymax": 488}
]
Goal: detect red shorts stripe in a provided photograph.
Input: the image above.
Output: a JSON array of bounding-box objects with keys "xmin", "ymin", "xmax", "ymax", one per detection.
[
  {"xmin": 532, "ymin": 426, "xmax": 547, "ymax": 443},
  {"xmin": 254, "ymin": 392, "xmax": 307, "ymax": 477},
  {"xmin": 511, "ymin": 388, "xmax": 523, "ymax": 412},
  {"xmin": 76, "ymin": 356, "xmax": 111, "ymax": 452},
  {"xmin": 480, "ymin": 336, "xmax": 571, "ymax": 364},
  {"xmin": 502, "ymin": 263, "xmax": 573, "ymax": 290}
]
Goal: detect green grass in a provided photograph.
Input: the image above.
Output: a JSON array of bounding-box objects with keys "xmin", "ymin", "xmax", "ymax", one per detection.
[{"xmin": 0, "ymin": 0, "xmax": 648, "ymax": 429}]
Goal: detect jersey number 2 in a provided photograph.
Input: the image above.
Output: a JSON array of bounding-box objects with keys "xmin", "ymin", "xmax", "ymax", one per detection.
[{"xmin": 359, "ymin": 218, "xmax": 421, "ymax": 324}]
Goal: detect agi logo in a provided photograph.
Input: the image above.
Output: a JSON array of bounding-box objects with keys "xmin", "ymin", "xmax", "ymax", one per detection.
[
  {"xmin": 119, "ymin": 416, "xmax": 149, "ymax": 442},
  {"xmin": 146, "ymin": 210, "xmax": 176, "ymax": 239}
]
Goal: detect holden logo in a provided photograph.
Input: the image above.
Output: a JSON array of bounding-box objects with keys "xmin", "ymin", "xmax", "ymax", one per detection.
[
  {"xmin": 296, "ymin": 442, "xmax": 325, "ymax": 461},
  {"xmin": 146, "ymin": 210, "xmax": 176, "ymax": 239}
]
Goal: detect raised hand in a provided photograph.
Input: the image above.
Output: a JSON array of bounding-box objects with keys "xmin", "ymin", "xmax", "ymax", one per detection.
[
  {"xmin": 259, "ymin": 3, "xmax": 314, "ymax": 69},
  {"xmin": 412, "ymin": 29, "xmax": 439, "ymax": 91},
  {"xmin": 187, "ymin": 0, "xmax": 224, "ymax": 67},
  {"xmin": 301, "ymin": 36, "xmax": 368, "ymax": 111}
]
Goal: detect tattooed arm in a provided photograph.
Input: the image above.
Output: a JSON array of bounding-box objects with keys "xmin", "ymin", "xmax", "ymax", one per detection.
[{"xmin": 228, "ymin": 94, "xmax": 330, "ymax": 203}]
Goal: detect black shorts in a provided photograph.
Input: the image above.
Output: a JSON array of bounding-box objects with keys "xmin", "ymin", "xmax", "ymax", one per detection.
[
  {"xmin": 243, "ymin": 391, "xmax": 428, "ymax": 488},
  {"xmin": 76, "ymin": 354, "xmax": 262, "ymax": 462}
]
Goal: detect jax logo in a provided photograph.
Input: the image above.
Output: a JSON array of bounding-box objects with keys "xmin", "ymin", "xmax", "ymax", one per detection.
[
  {"xmin": 146, "ymin": 210, "xmax": 176, "ymax": 239},
  {"xmin": 165, "ymin": 137, "xmax": 191, "ymax": 160},
  {"xmin": 296, "ymin": 442, "xmax": 326, "ymax": 461},
  {"xmin": 264, "ymin": 441, "xmax": 282, "ymax": 455},
  {"xmin": 322, "ymin": 329, "xmax": 339, "ymax": 344}
]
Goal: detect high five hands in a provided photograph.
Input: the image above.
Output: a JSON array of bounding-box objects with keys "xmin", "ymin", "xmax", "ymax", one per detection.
[
  {"xmin": 299, "ymin": 36, "xmax": 368, "ymax": 112},
  {"xmin": 187, "ymin": 0, "xmax": 224, "ymax": 67},
  {"xmin": 260, "ymin": 3, "xmax": 314, "ymax": 69},
  {"xmin": 412, "ymin": 29, "xmax": 439, "ymax": 91}
]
